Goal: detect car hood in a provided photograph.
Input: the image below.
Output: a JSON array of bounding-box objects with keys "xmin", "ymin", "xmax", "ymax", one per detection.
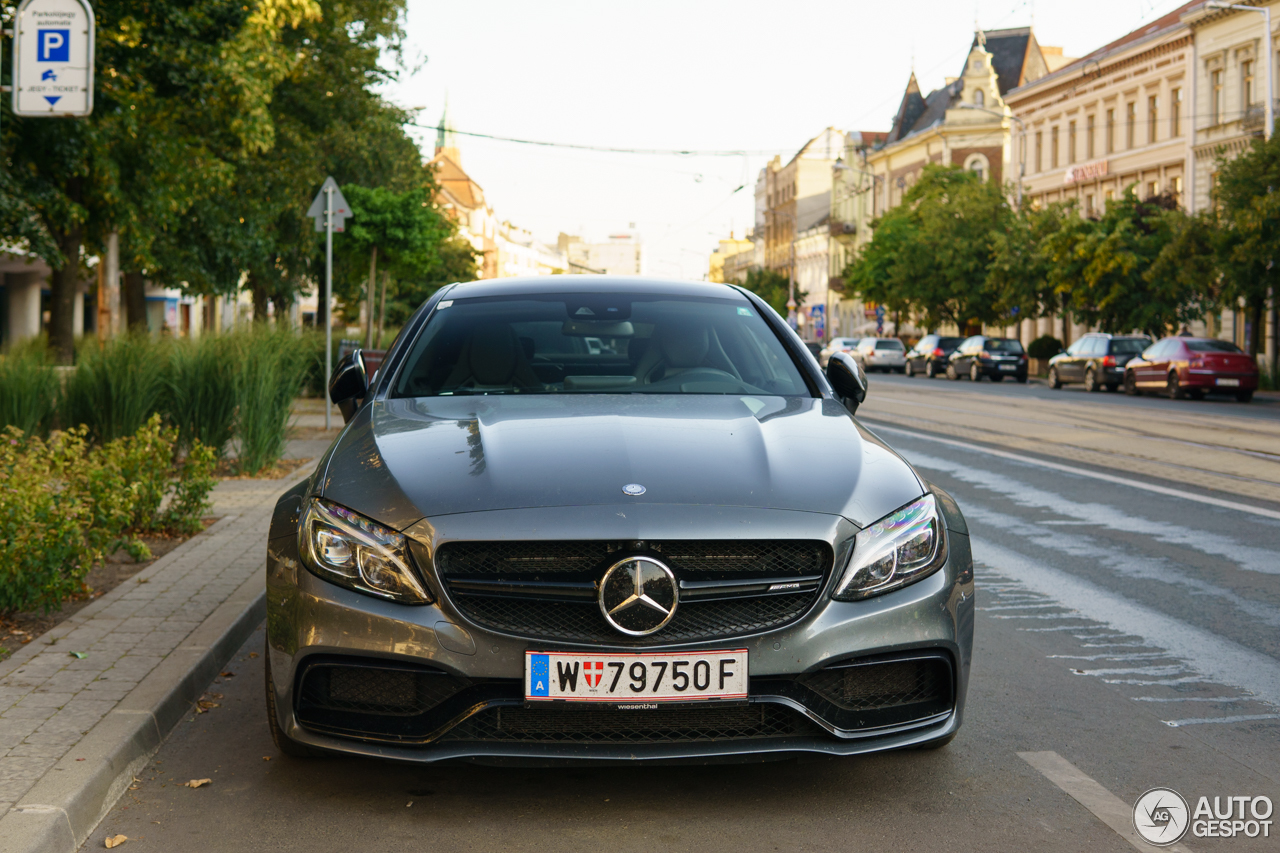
[{"xmin": 319, "ymin": 395, "xmax": 924, "ymax": 531}]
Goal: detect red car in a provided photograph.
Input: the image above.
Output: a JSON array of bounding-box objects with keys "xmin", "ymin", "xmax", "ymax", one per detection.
[{"xmin": 1124, "ymin": 336, "xmax": 1258, "ymax": 402}]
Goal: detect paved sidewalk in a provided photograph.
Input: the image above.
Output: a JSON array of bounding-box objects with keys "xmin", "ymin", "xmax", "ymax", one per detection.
[{"xmin": 0, "ymin": 467, "xmax": 313, "ymax": 823}]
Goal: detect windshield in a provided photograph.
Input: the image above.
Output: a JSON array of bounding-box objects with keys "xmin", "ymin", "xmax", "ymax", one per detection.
[
  {"xmin": 988, "ymin": 339, "xmax": 1025, "ymax": 353},
  {"xmin": 1186, "ymin": 339, "xmax": 1244, "ymax": 354},
  {"xmin": 391, "ymin": 292, "xmax": 811, "ymax": 397},
  {"xmin": 1110, "ymin": 338, "xmax": 1148, "ymax": 354}
]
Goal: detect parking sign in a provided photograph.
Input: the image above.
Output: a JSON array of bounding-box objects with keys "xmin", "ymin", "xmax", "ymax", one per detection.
[{"xmin": 13, "ymin": 0, "xmax": 95, "ymax": 117}]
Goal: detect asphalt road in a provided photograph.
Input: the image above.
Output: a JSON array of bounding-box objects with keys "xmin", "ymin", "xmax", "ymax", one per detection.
[{"xmin": 85, "ymin": 386, "xmax": 1280, "ymax": 852}]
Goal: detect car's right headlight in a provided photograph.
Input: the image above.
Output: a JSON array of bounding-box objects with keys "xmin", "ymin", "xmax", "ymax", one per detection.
[
  {"xmin": 832, "ymin": 494, "xmax": 946, "ymax": 600},
  {"xmin": 299, "ymin": 497, "xmax": 432, "ymax": 604}
]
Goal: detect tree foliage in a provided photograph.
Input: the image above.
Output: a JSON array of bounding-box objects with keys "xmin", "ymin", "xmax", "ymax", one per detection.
[
  {"xmin": 739, "ymin": 268, "xmax": 804, "ymax": 318},
  {"xmin": 846, "ymin": 166, "xmax": 1013, "ymax": 331}
]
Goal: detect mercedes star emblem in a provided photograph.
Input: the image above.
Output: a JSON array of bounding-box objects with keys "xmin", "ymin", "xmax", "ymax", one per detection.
[
  {"xmin": 598, "ymin": 556, "xmax": 678, "ymax": 636},
  {"xmin": 622, "ymin": 483, "xmax": 646, "ymax": 496}
]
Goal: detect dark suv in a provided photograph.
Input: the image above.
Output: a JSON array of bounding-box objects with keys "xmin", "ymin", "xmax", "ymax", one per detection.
[
  {"xmin": 905, "ymin": 335, "xmax": 963, "ymax": 379},
  {"xmin": 947, "ymin": 336, "xmax": 1028, "ymax": 382},
  {"xmin": 1047, "ymin": 333, "xmax": 1150, "ymax": 392}
]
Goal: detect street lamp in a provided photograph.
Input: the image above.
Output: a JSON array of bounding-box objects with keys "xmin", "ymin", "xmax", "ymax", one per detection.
[
  {"xmin": 958, "ymin": 103, "xmax": 1026, "ymax": 209},
  {"xmin": 1206, "ymin": 2, "xmax": 1273, "ymax": 140}
]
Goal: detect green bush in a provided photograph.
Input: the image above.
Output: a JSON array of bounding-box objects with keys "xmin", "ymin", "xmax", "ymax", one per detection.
[
  {"xmin": 63, "ymin": 334, "xmax": 168, "ymax": 442},
  {"xmin": 0, "ymin": 415, "xmax": 217, "ymax": 615},
  {"xmin": 233, "ymin": 330, "xmax": 309, "ymax": 474},
  {"xmin": 1027, "ymin": 336, "xmax": 1064, "ymax": 360},
  {"xmin": 0, "ymin": 348, "xmax": 61, "ymax": 437},
  {"xmin": 165, "ymin": 335, "xmax": 238, "ymax": 458}
]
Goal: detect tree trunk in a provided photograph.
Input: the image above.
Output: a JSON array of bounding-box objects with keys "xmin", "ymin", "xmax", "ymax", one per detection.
[
  {"xmin": 377, "ymin": 271, "xmax": 389, "ymax": 349},
  {"xmin": 49, "ymin": 226, "xmax": 84, "ymax": 364},
  {"xmin": 250, "ymin": 272, "xmax": 270, "ymax": 324},
  {"xmin": 315, "ymin": 283, "xmax": 328, "ymax": 331},
  {"xmin": 365, "ymin": 245, "xmax": 378, "ymax": 349},
  {"xmin": 124, "ymin": 271, "xmax": 148, "ymax": 331},
  {"xmin": 271, "ymin": 293, "xmax": 292, "ymax": 329},
  {"xmin": 1249, "ymin": 297, "xmax": 1263, "ymax": 357}
]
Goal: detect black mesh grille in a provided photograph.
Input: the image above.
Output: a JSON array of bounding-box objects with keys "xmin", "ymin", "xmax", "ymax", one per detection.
[
  {"xmin": 798, "ymin": 657, "xmax": 951, "ymax": 712},
  {"xmin": 298, "ymin": 662, "xmax": 464, "ymax": 717},
  {"xmin": 442, "ymin": 703, "xmax": 822, "ymax": 744},
  {"xmin": 436, "ymin": 540, "xmax": 832, "ymax": 644}
]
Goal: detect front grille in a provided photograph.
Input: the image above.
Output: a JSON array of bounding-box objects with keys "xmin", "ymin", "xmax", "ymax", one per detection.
[
  {"xmin": 435, "ymin": 540, "xmax": 832, "ymax": 645},
  {"xmin": 441, "ymin": 703, "xmax": 822, "ymax": 744},
  {"xmin": 798, "ymin": 657, "xmax": 951, "ymax": 712}
]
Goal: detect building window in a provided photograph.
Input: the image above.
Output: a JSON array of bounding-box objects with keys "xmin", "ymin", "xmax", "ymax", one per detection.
[
  {"xmin": 1212, "ymin": 69, "xmax": 1223, "ymax": 124},
  {"xmin": 1147, "ymin": 95, "xmax": 1158, "ymax": 143},
  {"xmin": 974, "ymin": 89, "xmax": 985, "ymax": 107},
  {"xmin": 1105, "ymin": 188, "xmax": 1115, "ymax": 205},
  {"xmin": 1035, "ymin": 131, "xmax": 1043, "ymax": 172},
  {"xmin": 1147, "ymin": 180, "xmax": 1158, "ymax": 199},
  {"xmin": 1171, "ymin": 87, "xmax": 1182, "ymax": 136},
  {"xmin": 1106, "ymin": 108, "xmax": 1115, "ymax": 153},
  {"xmin": 1068, "ymin": 120, "xmax": 1077, "ymax": 163},
  {"xmin": 1087, "ymin": 115, "xmax": 1096, "ymax": 159},
  {"xmin": 965, "ymin": 153, "xmax": 990, "ymax": 181},
  {"xmin": 1172, "ymin": 175, "xmax": 1183, "ymax": 204},
  {"xmin": 1243, "ymin": 59, "xmax": 1255, "ymax": 106},
  {"xmin": 1085, "ymin": 194, "xmax": 1095, "ymax": 216},
  {"xmin": 1126, "ymin": 102, "xmax": 1136, "ymax": 148},
  {"xmin": 1051, "ymin": 126, "xmax": 1059, "ymax": 168}
]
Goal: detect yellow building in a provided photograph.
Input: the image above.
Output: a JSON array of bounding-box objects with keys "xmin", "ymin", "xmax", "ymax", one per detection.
[{"xmin": 708, "ymin": 234, "xmax": 754, "ymax": 283}]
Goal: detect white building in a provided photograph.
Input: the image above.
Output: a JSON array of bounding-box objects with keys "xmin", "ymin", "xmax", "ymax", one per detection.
[{"xmin": 558, "ymin": 233, "xmax": 643, "ymax": 275}]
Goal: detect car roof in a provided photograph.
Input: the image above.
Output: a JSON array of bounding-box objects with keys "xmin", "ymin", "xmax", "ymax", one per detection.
[{"xmin": 441, "ymin": 275, "xmax": 747, "ymax": 301}]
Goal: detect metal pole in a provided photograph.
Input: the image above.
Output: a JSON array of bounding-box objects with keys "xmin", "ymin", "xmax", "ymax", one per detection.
[
  {"xmin": 324, "ymin": 184, "xmax": 334, "ymax": 431},
  {"xmin": 1264, "ymin": 5, "xmax": 1274, "ymax": 141}
]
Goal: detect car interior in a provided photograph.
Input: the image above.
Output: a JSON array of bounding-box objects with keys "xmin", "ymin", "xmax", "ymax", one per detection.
[{"xmin": 392, "ymin": 295, "xmax": 811, "ymax": 398}]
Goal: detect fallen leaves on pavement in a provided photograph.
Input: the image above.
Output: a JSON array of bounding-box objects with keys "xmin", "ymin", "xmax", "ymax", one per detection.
[
  {"xmin": 69, "ymin": 651, "xmax": 87, "ymax": 659},
  {"xmin": 105, "ymin": 835, "xmax": 127, "ymax": 848},
  {"xmin": 183, "ymin": 778, "xmax": 212, "ymax": 788}
]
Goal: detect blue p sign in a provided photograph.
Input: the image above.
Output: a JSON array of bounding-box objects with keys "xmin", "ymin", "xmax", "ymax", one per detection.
[{"xmin": 38, "ymin": 29, "xmax": 70, "ymax": 62}]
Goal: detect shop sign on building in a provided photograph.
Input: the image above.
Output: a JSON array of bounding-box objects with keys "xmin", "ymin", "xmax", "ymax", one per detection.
[{"xmin": 1063, "ymin": 159, "xmax": 1108, "ymax": 185}]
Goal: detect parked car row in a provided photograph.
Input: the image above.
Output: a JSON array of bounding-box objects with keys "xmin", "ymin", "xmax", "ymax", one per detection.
[
  {"xmin": 903, "ymin": 334, "xmax": 1029, "ymax": 382},
  {"xmin": 817, "ymin": 337, "xmax": 906, "ymax": 372}
]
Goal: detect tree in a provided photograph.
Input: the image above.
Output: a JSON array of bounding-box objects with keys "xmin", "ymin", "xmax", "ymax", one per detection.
[
  {"xmin": 1211, "ymin": 132, "xmax": 1280, "ymax": 365},
  {"xmin": 988, "ymin": 202, "xmax": 1074, "ymax": 339},
  {"xmin": 739, "ymin": 268, "xmax": 804, "ymax": 318},
  {"xmin": 1043, "ymin": 190, "xmax": 1207, "ymax": 339},
  {"xmin": 846, "ymin": 165, "xmax": 1013, "ymax": 332}
]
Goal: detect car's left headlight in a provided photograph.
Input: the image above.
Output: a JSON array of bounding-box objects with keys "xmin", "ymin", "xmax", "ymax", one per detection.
[
  {"xmin": 832, "ymin": 494, "xmax": 946, "ymax": 600},
  {"xmin": 299, "ymin": 497, "xmax": 432, "ymax": 604}
]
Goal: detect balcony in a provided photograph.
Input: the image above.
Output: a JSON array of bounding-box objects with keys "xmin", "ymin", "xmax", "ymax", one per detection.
[{"xmin": 829, "ymin": 220, "xmax": 856, "ymax": 240}]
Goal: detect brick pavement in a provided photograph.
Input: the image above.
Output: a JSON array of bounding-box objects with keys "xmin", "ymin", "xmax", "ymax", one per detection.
[{"xmin": 0, "ymin": 468, "xmax": 313, "ymax": 820}]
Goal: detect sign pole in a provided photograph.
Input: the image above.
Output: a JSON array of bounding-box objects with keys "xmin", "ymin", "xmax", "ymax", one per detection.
[{"xmin": 324, "ymin": 183, "xmax": 334, "ymax": 431}]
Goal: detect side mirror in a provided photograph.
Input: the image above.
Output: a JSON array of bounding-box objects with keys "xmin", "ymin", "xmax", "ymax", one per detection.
[
  {"xmin": 329, "ymin": 349, "xmax": 369, "ymax": 424},
  {"xmin": 827, "ymin": 352, "xmax": 867, "ymax": 414}
]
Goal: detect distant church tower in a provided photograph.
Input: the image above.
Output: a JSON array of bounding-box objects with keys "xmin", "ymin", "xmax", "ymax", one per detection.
[{"xmin": 434, "ymin": 99, "xmax": 460, "ymax": 163}]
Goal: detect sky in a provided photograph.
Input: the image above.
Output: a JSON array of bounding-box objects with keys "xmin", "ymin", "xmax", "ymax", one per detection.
[{"xmin": 382, "ymin": 0, "xmax": 1198, "ymax": 279}]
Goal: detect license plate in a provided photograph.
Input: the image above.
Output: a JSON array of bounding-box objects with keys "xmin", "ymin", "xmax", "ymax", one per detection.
[
  {"xmin": 1216, "ymin": 378, "xmax": 1240, "ymax": 387},
  {"xmin": 999, "ymin": 364, "xmax": 1016, "ymax": 371},
  {"xmin": 525, "ymin": 649, "xmax": 748, "ymax": 703}
]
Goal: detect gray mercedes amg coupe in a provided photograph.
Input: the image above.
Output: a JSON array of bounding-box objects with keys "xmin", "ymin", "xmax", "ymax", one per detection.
[{"xmin": 264, "ymin": 276, "xmax": 974, "ymax": 763}]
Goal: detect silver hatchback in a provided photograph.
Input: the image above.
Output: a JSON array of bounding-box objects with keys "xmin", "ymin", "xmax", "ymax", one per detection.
[{"xmin": 854, "ymin": 337, "xmax": 908, "ymax": 373}]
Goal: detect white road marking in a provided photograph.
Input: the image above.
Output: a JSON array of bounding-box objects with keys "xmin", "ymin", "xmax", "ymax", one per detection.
[
  {"xmin": 864, "ymin": 420, "xmax": 1280, "ymax": 521},
  {"xmin": 1018, "ymin": 750, "xmax": 1195, "ymax": 852},
  {"xmin": 974, "ymin": 538, "xmax": 1280, "ymax": 706},
  {"xmin": 1163, "ymin": 713, "xmax": 1280, "ymax": 727},
  {"xmin": 1132, "ymin": 696, "xmax": 1246, "ymax": 703}
]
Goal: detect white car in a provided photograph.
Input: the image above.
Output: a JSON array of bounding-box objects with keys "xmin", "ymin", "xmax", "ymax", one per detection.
[
  {"xmin": 818, "ymin": 337, "xmax": 860, "ymax": 368},
  {"xmin": 854, "ymin": 337, "xmax": 907, "ymax": 373}
]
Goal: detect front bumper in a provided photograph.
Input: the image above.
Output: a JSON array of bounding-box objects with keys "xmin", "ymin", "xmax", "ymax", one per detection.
[{"xmin": 265, "ymin": 503, "xmax": 975, "ymax": 763}]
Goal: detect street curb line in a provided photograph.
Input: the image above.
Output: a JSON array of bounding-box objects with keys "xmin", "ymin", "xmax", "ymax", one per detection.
[{"xmin": 0, "ymin": 574, "xmax": 267, "ymax": 853}]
